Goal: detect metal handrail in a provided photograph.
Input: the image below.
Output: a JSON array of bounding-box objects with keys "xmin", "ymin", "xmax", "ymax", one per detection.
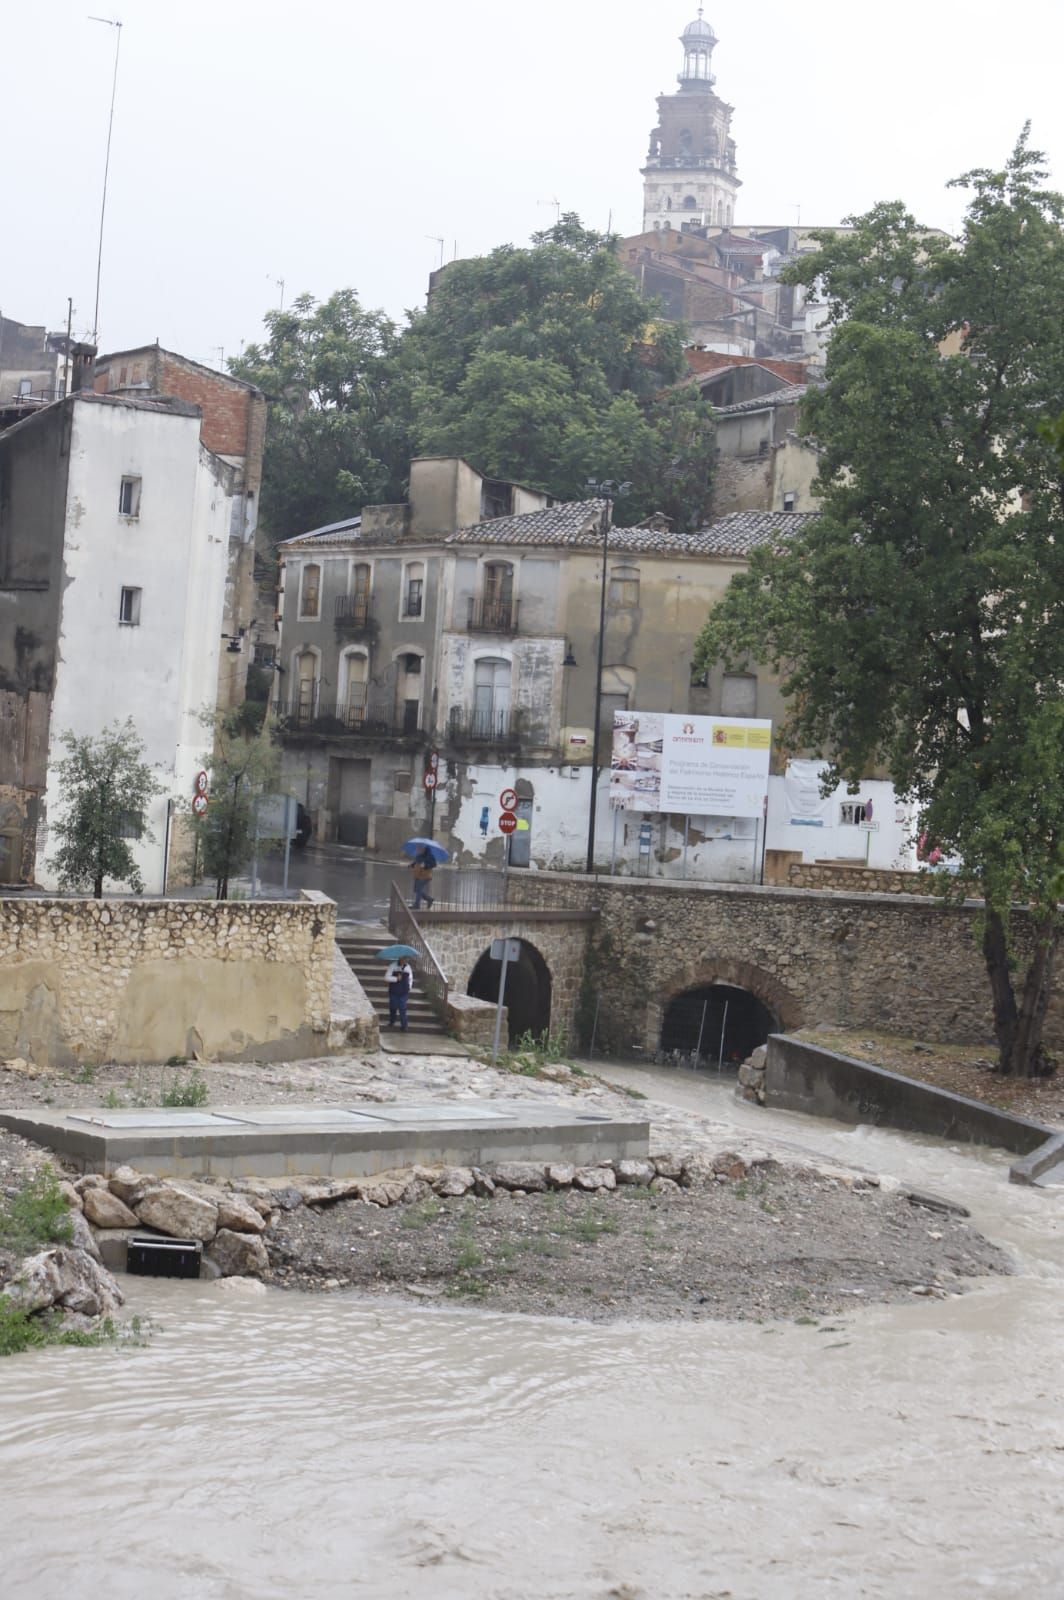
[{"xmin": 388, "ymin": 880, "xmax": 450, "ymax": 1015}]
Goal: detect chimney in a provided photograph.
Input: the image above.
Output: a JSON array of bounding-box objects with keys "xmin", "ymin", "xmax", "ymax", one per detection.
[{"xmin": 69, "ymin": 343, "xmax": 97, "ymax": 394}]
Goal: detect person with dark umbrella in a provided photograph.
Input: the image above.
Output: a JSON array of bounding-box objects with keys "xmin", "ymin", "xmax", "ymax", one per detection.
[{"xmin": 386, "ymin": 956, "xmax": 412, "ymax": 1031}]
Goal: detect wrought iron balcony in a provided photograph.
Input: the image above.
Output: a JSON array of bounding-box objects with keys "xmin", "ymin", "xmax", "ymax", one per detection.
[
  {"xmin": 280, "ymin": 699, "xmax": 422, "ymax": 739},
  {"xmin": 467, "ymin": 596, "xmax": 519, "ymax": 634},
  {"xmin": 447, "ymin": 707, "xmax": 545, "ymax": 747},
  {"xmin": 335, "ymin": 594, "xmax": 372, "ymax": 625}
]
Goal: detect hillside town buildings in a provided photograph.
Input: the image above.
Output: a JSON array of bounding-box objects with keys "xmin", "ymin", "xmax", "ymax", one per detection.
[{"xmin": 275, "ymin": 456, "xmax": 912, "ymax": 879}]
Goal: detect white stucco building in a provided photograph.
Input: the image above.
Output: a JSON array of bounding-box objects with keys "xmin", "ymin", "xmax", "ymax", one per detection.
[{"xmin": 0, "ymin": 390, "xmax": 235, "ymax": 890}]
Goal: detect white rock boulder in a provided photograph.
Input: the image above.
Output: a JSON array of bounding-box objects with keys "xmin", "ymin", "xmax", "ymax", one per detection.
[
  {"xmin": 5, "ymin": 1246, "xmax": 124, "ymax": 1319},
  {"xmin": 216, "ymin": 1196, "xmax": 267, "ymax": 1235},
  {"xmin": 82, "ymin": 1188, "xmax": 139, "ymax": 1229},
  {"xmin": 136, "ymin": 1184, "xmax": 219, "ymax": 1243},
  {"xmin": 209, "ymin": 1229, "xmax": 270, "ymax": 1278}
]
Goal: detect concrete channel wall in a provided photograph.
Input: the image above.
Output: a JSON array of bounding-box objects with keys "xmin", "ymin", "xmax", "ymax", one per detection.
[
  {"xmin": 0, "ymin": 891, "xmax": 337, "ymax": 1067},
  {"xmin": 762, "ymin": 1034, "xmax": 1051, "ymax": 1155}
]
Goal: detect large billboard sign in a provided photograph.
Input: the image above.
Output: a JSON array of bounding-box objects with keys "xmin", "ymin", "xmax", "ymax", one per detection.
[{"xmin": 609, "ymin": 712, "xmax": 772, "ymax": 817}]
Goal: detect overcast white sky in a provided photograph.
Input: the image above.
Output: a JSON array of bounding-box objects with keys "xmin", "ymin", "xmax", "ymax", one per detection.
[{"xmin": 6, "ymin": 1, "xmax": 1064, "ymax": 364}]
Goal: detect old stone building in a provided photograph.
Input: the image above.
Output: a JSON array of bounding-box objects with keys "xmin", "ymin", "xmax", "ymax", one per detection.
[{"xmin": 275, "ymin": 455, "xmax": 911, "ymax": 877}]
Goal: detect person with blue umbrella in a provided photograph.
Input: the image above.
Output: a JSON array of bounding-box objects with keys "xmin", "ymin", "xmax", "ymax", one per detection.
[{"xmin": 402, "ymin": 836, "xmax": 448, "ymax": 912}]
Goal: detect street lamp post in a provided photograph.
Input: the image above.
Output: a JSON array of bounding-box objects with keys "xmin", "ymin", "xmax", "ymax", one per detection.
[{"xmin": 584, "ymin": 479, "xmax": 631, "ymax": 874}]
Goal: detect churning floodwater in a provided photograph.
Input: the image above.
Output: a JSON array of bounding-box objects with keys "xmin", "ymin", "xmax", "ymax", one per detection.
[{"xmin": 2, "ymin": 1076, "xmax": 1063, "ymax": 1600}]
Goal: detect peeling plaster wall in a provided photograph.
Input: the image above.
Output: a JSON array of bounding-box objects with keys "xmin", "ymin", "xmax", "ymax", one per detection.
[{"xmin": 442, "ymin": 767, "xmax": 913, "ymax": 880}]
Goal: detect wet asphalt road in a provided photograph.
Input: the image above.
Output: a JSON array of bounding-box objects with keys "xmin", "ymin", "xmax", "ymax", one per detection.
[{"xmin": 256, "ymin": 844, "xmax": 401, "ymax": 923}]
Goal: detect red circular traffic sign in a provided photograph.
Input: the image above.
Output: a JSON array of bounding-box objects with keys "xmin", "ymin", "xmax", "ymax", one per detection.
[
  {"xmin": 499, "ymin": 810, "xmax": 518, "ymax": 834},
  {"xmin": 192, "ymin": 793, "xmax": 208, "ymax": 817},
  {"xmin": 423, "ymin": 771, "xmax": 438, "ymax": 790},
  {"xmin": 194, "ymin": 770, "xmax": 209, "ymax": 795},
  {"xmin": 500, "ymin": 788, "xmax": 518, "ymax": 811}
]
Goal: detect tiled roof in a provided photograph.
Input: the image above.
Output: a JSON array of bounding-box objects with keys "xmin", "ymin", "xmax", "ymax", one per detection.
[
  {"xmin": 713, "ymin": 383, "xmax": 810, "ymax": 416},
  {"xmin": 455, "ymin": 505, "xmax": 817, "ymax": 557},
  {"xmin": 678, "ymin": 510, "xmax": 819, "ymax": 554},
  {"xmin": 278, "ymin": 501, "xmax": 817, "ymax": 560},
  {"xmin": 446, "ymin": 499, "xmax": 607, "ymax": 546},
  {"xmin": 685, "ymin": 349, "xmax": 811, "ymax": 384},
  {"xmin": 279, "ymin": 516, "xmax": 363, "ymax": 548}
]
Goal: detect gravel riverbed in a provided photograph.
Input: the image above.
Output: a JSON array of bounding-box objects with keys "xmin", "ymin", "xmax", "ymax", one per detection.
[{"xmin": 1, "ymin": 1045, "xmax": 1012, "ymax": 1327}]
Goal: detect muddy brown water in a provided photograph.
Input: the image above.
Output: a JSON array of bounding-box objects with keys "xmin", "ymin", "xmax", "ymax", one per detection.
[{"xmin": 2, "ymin": 1072, "xmax": 1062, "ymax": 1599}]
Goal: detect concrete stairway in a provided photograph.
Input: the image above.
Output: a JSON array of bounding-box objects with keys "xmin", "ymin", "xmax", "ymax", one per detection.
[{"xmin": 336, "ymin": 926, "xmax": 448, "ymax": 1040}]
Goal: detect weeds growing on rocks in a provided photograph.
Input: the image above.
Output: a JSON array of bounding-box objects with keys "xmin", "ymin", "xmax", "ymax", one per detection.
[{"xmin": 0, "ymin": 1167, "xmax": 73, "ymax": 1254}]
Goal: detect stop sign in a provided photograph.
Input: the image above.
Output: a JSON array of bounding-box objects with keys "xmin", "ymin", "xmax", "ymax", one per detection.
[{"xmin": 499, "ymin": 810, "xmax": 518, "ymax": 834}]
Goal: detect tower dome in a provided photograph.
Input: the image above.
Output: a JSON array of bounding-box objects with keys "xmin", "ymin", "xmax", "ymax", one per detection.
[
  {"xmin": 682, "ymin": 12, "xmax": 716, "ymax": 44},
  {"xmin": 679, "ymin": 9, "xmax": 717, "ymax": 86}
]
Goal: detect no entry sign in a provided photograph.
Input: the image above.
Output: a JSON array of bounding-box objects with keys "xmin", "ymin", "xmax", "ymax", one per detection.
[{"xmin": 499, "ymin": 810, "xmax": 518, "ymax": 835}]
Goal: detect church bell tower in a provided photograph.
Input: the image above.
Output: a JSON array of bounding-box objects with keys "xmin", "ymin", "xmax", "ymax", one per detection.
[{"xmin": 641, "ymin": 10, "xmax": 741, "ymax": 233}]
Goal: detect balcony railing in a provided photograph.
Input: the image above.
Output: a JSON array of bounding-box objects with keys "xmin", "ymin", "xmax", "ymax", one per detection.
[
  {"xmin": 280, "ymin": 699, "xmax": 422, "ymax": 738},
  {"xmin": 447, "ymin": 707, "xmax": 545, "ymax": 746},
  {"xmin": 467, "ymin": 596, "xmax": 519, "ymax": 634},
  {"xmin": 335, "ymin": 594, "xmax": 372, "ymax": 625}
]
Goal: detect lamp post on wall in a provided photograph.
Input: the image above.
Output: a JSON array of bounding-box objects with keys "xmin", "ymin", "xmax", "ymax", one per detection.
[{"xmin": 584, "ymin": 479, "xmax": 632, "ymax": 874}]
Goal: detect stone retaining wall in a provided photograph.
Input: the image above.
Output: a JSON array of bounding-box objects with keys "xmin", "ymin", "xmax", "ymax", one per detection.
[
  {"xmin": 326, "ymin": 944, "xmax": 380, "ymax": 1053},
  {"xmin": 502, "ymin": 871, "xmax": 1062, "ymax": 1055},
  {"xmin": 0, "ymin": 891, "xmax": 337, "ymax": 1067},
  {"xmin": 788, "ymin": 862, "xmax": 940, "ymax": 895},
  {"xmin": 423, "ymin": 911, "xmax": 594, "ymax": 1044},
  {"xmin": 445, "ymin": 991, "xmax": 504, "ymax": 1052}
]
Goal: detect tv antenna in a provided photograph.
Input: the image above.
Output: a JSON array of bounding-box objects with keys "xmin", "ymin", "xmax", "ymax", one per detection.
[{"xmin": 88, "ymin": 16, "xmax": 123, "ymax": 347}]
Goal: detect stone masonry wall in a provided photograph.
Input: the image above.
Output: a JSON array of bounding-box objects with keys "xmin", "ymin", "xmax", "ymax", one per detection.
[
  {"xmin": 0, "ymin": 893, "xmax": 336, "ymax": 1068},
  {"xmin": 503, "ymin": 872, "xmax": 1062, "ymax": 1056},
  {"xmin": 788, "ymin": 862, "xmax": 939, "ymax": 895},
  {"xmin": 423, "ymin": 912, "xmax": 594, "ymax": 1044}
]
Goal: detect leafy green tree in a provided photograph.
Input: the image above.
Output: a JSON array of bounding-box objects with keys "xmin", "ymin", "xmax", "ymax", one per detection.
[
  {"xmin": 48, "ymin": 721, "xmax": 161, "ymax": 899},
  {"xmin": 694, "ymin": 132, "xmax": 1064, "ymax": 1077},
  {"xmin": 406, "ymin": 215, "xmax": 716, "ymax": 527},
  {"xmin": 229, "ymin": 289, "xmax": 413, "ymax": 546},
  {"xmin": 190, "ymin": 712, "xmax": 280, "ymax": 901}
]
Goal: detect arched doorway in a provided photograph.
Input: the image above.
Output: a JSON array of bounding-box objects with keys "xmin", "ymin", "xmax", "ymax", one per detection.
[
  {"xmin": 659, "ymin": 983, "xmax": 777, "ymax": 1071},
  {"xmin": 468, "ymin": 940, "xmax": 552, "ymax": 1045}
]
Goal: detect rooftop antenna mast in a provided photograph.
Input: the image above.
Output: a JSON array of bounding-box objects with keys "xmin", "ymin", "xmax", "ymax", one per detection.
[
  {"xmin": 89, "ymin": 15, "xmax": 123, "ymax": 348},
  {"xmin": 426, "ymin": 235, "xmax": 445, "ymax": 270}
]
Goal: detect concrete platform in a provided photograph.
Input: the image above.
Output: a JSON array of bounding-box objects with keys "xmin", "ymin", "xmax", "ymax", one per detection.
[{"xmin": 0, "ymin": 1101, "xmax": 650, "ymax": 1180}]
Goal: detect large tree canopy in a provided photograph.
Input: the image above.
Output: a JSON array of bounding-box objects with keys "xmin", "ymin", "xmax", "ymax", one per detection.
[
  {"xmin": 405, "ymin": 215, "xmax": 715, "ymax": 527},
  {"xmin": 235, "ymin": 218, "xmax": 716, "ymax": 538},
  {"xmin": 229, "ymin": 289, "xmax": 414, "ymax": 544},
  {"xmin": 694, "ymin": 132, "xmax": 1064, "ymax": 1077}
]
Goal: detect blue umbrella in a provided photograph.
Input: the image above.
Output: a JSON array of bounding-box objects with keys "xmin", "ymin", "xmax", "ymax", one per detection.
[
  {"xmin": 376, "ymin": 944, "xmax": 419, "ymax": 961},
  {"xmin": 402, "ymin": 837, "xmax": 450, "ymax": 863}
]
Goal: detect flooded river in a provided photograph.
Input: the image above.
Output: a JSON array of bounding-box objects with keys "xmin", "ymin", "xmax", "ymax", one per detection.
[{"xmin": 2, "ymin": 1074, "xmax": 1063, "ymax": 1599}]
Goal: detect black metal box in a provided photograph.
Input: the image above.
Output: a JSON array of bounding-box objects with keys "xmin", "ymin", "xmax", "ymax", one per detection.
[{"xmin": 126, "ymin": 1235, "xmax": 202, "ymax": 1279}]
